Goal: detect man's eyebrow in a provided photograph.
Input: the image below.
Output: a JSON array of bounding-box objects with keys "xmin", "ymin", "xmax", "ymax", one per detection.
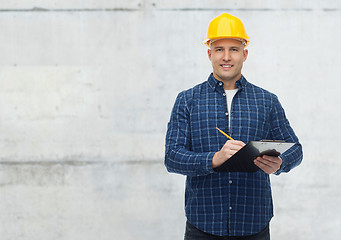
[
  {"xmin": 213, "ymin": 45, "xmax": 242, "ymax": 49},
  {"xmin": 230, "ymin": 45, "xmax": 242, "ymax": 49}
]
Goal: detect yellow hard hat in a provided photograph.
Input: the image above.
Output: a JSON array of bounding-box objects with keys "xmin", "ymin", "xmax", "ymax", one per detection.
[{"xmin": 203, "ymin": 13, "xmax": 250, "ymax": 48}]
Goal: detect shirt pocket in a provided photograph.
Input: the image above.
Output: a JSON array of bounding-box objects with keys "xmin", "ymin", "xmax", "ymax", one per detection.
[
  {"xmin": 190, "ymin": 102, "xmax": 225, "ymax": 152},
  {"xmin": 233, "ymin": 105, "xmax": 271, "ymax": 140}
]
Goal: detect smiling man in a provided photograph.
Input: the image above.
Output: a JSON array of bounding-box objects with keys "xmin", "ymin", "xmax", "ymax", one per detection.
[{"xmin": 165, "ymin": 13, "xmax": 303, "ymax": 240}]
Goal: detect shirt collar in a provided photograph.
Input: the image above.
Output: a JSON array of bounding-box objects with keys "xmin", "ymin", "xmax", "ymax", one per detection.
[{"xmin": 207, "ymin": 73, "xmax": 248, "ymax": 92}]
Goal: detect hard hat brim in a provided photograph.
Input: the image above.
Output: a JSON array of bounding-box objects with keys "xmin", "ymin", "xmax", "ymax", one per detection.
[{"xmin": 203, "ymin": 37, "xmax": 250, "ymax": 48}]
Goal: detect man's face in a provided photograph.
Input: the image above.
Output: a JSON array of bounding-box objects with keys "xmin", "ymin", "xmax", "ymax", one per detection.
[{"xmin": 208, "ymin": 38, "xmax": 248, "ymax": 85}]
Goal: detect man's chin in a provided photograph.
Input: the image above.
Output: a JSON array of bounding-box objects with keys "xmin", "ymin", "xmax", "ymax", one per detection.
[{"xmin": 216, "ymin": 74, "xmax": 239, "ymax": 82}]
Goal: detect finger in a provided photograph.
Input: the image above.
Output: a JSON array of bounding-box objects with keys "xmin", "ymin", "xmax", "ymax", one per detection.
[
  {"xmin": 254, "ymin": 158, "xmax": 280, "ymax": 174},
  {"xmin": 225, "ymin": 141, "xmax": 245, "ymax": 150},
  {"xmin": 261, "ymin": 155, "xmax": 282, "ymax": 164},
  {"xmin": 255, "ymin": 157, "xmax": 273, "ymax": 168},
  {"xmin": 254, "ymin": 159, "xmax": 274, "ymax": 174},
  {"xmin": 224, "ymin": 140, "xmax": 245, "ymax": 146},
  {"xmin": 222, "ymin": 148, "xmax": 239, "ymax": 157},
  {"xmin": 221, "ymin": 146, "xmax": 243, "ymax": 159},
  {"xmin": 230, "ymin": 140, "xmax": 246, "ymax": 147},
  {"xmin": 227, "ymin": 145, "xmax": 244, "ymax": 152}
]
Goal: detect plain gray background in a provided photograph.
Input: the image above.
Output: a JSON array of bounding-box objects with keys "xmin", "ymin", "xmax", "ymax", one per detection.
[{"xmin": 0, "ymin": 1, "xmax": 340, "ymax": 239}]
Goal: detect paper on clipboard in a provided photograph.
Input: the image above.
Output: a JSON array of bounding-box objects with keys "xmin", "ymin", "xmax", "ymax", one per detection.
[{"xmin": 214, "ymin": 141, "xmax": 295, "ymax": 172}]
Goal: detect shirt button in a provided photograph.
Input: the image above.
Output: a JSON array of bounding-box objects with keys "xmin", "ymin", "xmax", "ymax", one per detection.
[
  {"xmin": 223, "ymin": 93, "xmax": 226, "ymax": 96},
  {"xmin": 229, "ymin": 206, "xmax": 232, "ymax": 210},
  {"xmin": 219, "ymin": 82, "xmax": 222, "ymax": 86},
  {"xmin": 229, "ymin": 180, "xmax": 232, "ymax": 184},
  {"xmin": 225, "ymin": 112, "xmax": 228, "ymax": 116}
]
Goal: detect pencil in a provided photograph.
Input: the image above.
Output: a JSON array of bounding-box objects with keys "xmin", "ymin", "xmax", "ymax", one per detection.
[{"xmin": 216, "ymin": 127, "xmax": 235, "ymax": 141}]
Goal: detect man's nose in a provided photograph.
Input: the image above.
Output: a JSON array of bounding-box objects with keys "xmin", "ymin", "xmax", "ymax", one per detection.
[{"xmin": 223, "ymin": 51, "xmax": 230, "ymax": 61}]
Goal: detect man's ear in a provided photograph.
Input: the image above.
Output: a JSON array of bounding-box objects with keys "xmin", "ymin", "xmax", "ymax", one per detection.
[
  {"xmin": 208, "ymin": 49, "xmax": 212, "ymax": 61},
  {"xmin": 243, "ymin": 49, "xmax": 248, "ymax": 62}
]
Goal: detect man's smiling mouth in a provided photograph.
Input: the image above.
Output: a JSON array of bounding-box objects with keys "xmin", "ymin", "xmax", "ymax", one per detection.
[{"xmin": 221, "ymin": 64, "xmax": 233, "ymax": 68}]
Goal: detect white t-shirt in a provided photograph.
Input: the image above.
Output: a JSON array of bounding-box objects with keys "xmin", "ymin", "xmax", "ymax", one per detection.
[{"xmin": 225, "ymin": 89, "xmax": 238, "ymax": 128}]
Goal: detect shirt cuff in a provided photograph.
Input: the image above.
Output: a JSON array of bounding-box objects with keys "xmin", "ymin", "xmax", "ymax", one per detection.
[{"xmin": 204, "ymin": 152, "xmax": 216, "ymax": 174}]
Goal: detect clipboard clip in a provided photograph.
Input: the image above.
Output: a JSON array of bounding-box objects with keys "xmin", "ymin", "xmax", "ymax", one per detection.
[{"xmin": 260, "ymin": 140, "xmax": 285, "ymax": 143}]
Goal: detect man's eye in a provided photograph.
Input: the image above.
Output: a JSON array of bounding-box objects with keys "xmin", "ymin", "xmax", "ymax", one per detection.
[
  {"xmin": 231, "ymin": 48, "xmax": 239, "ymax": 52},
  {"xmin": 215, "ymin": 48, "xmax": 223, "ymax": 52}
]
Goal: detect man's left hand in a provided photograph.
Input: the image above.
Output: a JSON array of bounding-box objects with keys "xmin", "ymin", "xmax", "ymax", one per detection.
[{"xmin": 254, "ymin": 155, "xmax": 282, "ymax": 174}]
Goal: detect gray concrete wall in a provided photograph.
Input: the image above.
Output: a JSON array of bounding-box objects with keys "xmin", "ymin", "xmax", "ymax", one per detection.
[{"xmin": 0, "ymin": 1, "xmax": 340, "ymax": 239}]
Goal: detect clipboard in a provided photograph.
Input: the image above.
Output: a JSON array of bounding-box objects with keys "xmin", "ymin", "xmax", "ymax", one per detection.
[{"xmin": 214, "ymin": 141, "xmax": 295, "ymax": 172}]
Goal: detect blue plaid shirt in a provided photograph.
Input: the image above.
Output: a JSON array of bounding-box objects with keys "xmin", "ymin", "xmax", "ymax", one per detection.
[{"xmin": 165, "ymin": 74, "xmax": 303, "ymax": 236}]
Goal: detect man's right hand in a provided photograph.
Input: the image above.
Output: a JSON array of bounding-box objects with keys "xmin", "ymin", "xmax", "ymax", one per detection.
[{"xmin": 212, "ymin": 140, "xmax": 245, "ymax": 168}]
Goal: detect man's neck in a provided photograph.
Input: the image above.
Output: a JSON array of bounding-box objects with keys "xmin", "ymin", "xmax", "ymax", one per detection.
[
  {"xmin": 223, "ymin": 81, "xmax": 238, "ymax": 90},
  {"xmin": 213, "ymin": 73, "xmax": 241, "ymax": 90}
]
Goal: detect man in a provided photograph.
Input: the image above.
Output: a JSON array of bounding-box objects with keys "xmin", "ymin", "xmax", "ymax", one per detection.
[{"xmin": 165, "ymin": 13, "xmax": 303, "ymax": 240}]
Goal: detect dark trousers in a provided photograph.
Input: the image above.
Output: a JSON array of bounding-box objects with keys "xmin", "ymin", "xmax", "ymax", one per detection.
[{"xmin": 184, "ymin": 221, "xmax": 270, "ymax": 240}]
